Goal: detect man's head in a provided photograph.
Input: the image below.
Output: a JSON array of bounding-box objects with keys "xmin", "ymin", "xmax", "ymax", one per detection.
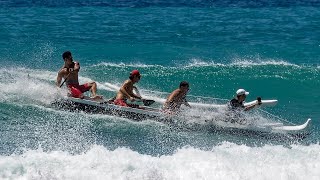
[
  {"xmin": 179, "ymin": 81, "xmax": 189, "ymax": 93},
  {"xmin": 62, "ymin": 51, "xmax": 73, "ymax": 66},
  {"xmin": 236, "ymin": 88, "xmax": 249, "ymax": 102},
  {"xmin": 129, "ymin": 70, "xmax": 141, "ymax": 82}
]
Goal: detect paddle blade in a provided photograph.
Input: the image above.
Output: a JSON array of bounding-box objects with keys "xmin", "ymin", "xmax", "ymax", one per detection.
[
  {"xmin": 142, "ymin": 99, "xmax": 155, "ymax": 106},
  {"xmin": 257, "ymin": 97, "xmax": 262, "ymax": 102},
  {"xmin": 257, "ymin": 97, "xmax": 262, "ymax": 105}
]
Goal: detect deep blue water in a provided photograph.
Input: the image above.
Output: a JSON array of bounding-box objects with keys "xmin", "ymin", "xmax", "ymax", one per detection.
[{"xmin": 1, "ymin": 0, "xmax": 320, "ymax": 8}]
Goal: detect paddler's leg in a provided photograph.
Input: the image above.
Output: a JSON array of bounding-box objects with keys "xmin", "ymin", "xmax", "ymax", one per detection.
[
  {"xmin": 89, "ymin": 82, "xmax": 98, "ymax": 96},
  {"xmin": 81, "ymin": 82, "xmax": 103, "ymax": 100},
  {"xmin": 68, "ymin": 85, "xmax": 85, "ymax": 99},
  {"xmin": 88, "ymin": 82, "xmax": 100, "ymax": 98}
]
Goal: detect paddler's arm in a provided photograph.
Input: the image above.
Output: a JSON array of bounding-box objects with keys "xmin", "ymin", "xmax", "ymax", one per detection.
[
  {"xmin": 244, "ymin": 97, "xmax": 262, "ymax": 111},
  {"xmin": 73, "ymin": 62, "xmax": 80, "ymax": 72},
  {"xmin": 244, "ymin": 104, "xmax": 256, "ymax": 111},
  {"xmin": 131, "ymin": 93, "xmax": 142, "ymax": 99},
  {"xmin": 182, "ymin": 96, "xmax": 191, "ymax": 108},
  {"xmin": 132, "ymin": 86, "xmax": 142, "ymax": 99},
  {"xmin": 56, "ymin": 70, "xmax": 65, "ymax": 87}
]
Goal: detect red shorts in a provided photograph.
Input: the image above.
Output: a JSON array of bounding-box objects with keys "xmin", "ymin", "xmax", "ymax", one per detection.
[
  {"xmin": 114, "ymin": 99, "xmax": 139, "ymax": 108},
  {"xmin": 67, "ymin": 83, "xmax": 91, "ymax": 98}
]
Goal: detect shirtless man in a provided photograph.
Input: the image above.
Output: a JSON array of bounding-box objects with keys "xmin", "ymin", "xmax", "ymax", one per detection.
[
  {"xmin": 162, "ymin": 81, "xmax": 191, "ymax": 113},
  {"xmin": 56, "ymin": 51, "xmax": 102, "ymax": 100},
  {"xmin": 114, "ymin": 70, "xmax": 142, "ymax": 107}
]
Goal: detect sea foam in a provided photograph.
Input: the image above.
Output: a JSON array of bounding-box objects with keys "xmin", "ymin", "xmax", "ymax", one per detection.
[{"xmin": 0, "ymin": 142, "xmax": 319, "ymax": 180}]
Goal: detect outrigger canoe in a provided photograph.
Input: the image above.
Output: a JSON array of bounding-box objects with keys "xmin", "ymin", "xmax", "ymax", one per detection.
[
  {"xmin": 52, "ymin": 97, "xmax": 167, "ymax": 121},
  {"xmin": 51, "ymin": 97, "xmax": 311, "ymax": 133}
]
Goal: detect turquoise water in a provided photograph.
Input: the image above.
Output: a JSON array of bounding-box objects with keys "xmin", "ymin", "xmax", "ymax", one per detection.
[{"xmin": 0, "ymin": 2, "xmax": 320, "ymax": 179}]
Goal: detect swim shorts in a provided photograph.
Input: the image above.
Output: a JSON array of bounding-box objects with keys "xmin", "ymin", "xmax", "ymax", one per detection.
[
  {"xmin": 114, "ymin": 99, "xmax": 139, "ymax": 108},
  {"xmin": 67, "ymin": 83, "xmax": 91, "ymax": 98}
]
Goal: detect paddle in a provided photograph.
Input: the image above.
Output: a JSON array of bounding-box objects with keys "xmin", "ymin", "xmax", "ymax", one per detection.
[
  {"xmin": 59, "ymin": 63, "xmax": 76, "ymax": 88},
  {"xmin": 133, "ymin": 87, "xmax": 155, "ymax": 106},
  {"xmin": 141, "ymin": 99, "xmax": 155, "ymax": 106},
  {"xmin": 59, "ymin": 73, "xmax": 71, "ymax": 88},
  {"xmin": 127, "ymin": 98, "xmax": 155, "ymax": 106},
  {"xmin": 257, "ymin": 97, "xmax": 262, "ymax": 105}
]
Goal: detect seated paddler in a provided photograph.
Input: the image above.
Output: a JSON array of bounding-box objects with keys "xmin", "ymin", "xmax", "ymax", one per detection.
[
  {"xmin": 114, "ymin": 70, "xmax": 143, "ymax": 108},
  {"xmin": 56, "ymin": 51, "xmax": 103, "ymax": 101},
  {"xmin": 229, "ymin": 88, "xmax": 262, "ymax": 111},
  {"xmin": 162, "ymin": 81, "xmax": 191, "ymax": 114}
]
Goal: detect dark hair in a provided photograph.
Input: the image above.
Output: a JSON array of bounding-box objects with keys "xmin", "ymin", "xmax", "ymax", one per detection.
[
  {"xmin": 180, "ymin": 81, "xmax": 189, "ymax": 88},
  {"xmin": 62, "ymin": 51, "xmax": 72, "ymax": 59}
]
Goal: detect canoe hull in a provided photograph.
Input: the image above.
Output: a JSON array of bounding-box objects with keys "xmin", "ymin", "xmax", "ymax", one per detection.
[
  {"xmin": 51, "ymin": 97, "xmax": 166, "ymax": 121},
  {"xmin": 51, "ymin": 97, "xmax": 310, "ymax": 134}
]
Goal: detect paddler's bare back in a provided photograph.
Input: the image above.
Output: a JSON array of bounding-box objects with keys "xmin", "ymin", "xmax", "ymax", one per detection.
[
  {"xmin": 164, "ymin": 89, "xmax": 185, "ymax": 108},
  {"xmin": 116, "ymin": 80, "xmax": 134, "ymax": 99},
  {"xmin": 162, "ymin": 81, "xmax": 191, "ymax": 113}
]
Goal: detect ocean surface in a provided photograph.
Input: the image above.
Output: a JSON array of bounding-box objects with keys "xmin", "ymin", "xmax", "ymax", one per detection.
[{"xmin": 0, "ymin": 0, "xmax": 320, "ymax": 179}]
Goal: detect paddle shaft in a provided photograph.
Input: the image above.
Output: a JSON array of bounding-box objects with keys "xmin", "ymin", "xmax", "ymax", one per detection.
[
  {"xmin": 59, "ymin": 73, "xmax": 71, "ymax": 88},
  {"xmin": 126, "ymin": 98, "xmax": 155, "ymax": 106}
]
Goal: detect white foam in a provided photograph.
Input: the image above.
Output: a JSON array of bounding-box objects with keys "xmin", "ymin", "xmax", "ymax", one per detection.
[
  {"xmin": 184, "ymin": 58, "xmax": 225, "ymax": 68},
  {"xmin": 1, "ymin": 143, "xmax": 319, "ymax": 180},
  {"xmin": 95, "ymin": 62, "xmax": 159, "ymax": 68},
  {"xmin": 62, "ymin": 58, "xmax": 314, "ymax": 73},
  {"xmin": 230, "ymin": 58, "xmax": 299, "ymax": 67},
  {"xmin": 0, "ymin": 68, "xmax": 109, "ymax": 105},
  {"xmin": 183, "ymin": 57, "xmax": 300, "ymax": 68},
  {"xmin": 66, "ymin": 58, "xmax": 313, "ymax": 69},
  {"xmin": 0, "ymin": 68, "xmax": 64, "ymax": 104}
]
